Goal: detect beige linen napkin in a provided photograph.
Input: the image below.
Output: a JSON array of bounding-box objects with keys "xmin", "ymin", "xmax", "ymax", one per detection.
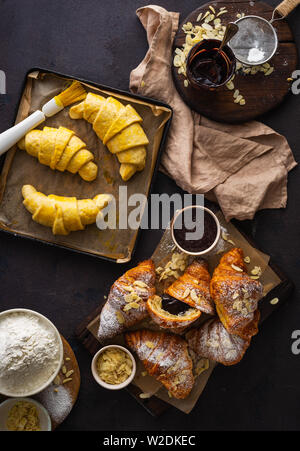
[{"xmin": 130, "ymin": 5, "xmax": 297, "ymax": 221}]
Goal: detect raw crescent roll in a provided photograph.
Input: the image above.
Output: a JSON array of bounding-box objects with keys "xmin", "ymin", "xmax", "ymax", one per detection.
[
  {"xmin": 70, "ymin": 93, "xmax": 149, "ymax": 181},
  {"xmin": 18, "ymin": 126, "xmax": 98, "ymax": 182},
  {"xmin": 22, "ymin": 185, "xmax": 112, "ymax": 236}
]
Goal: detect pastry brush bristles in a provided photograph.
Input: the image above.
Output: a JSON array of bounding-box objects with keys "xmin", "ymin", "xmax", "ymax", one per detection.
[{"xmin": 54, "ymin": 81, "xmax": 87, "ymax": 107}]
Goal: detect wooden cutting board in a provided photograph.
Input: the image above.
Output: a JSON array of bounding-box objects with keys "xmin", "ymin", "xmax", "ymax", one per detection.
[
  {"xmin": 172, "ymin": 0, "xmax": 298, "ymax": 123},
  {"xmin": 76, "ymin": 222, "xmax": 293, "ymax": 417}
]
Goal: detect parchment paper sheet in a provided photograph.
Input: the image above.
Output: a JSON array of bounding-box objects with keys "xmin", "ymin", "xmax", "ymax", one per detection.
[
  {"xmin": 87, "ymin": 212, "xmax": 281, "ymax": 413},
  {"xmin": 0, "ymin": 72, "xmax": 171, "ymax": 262}
]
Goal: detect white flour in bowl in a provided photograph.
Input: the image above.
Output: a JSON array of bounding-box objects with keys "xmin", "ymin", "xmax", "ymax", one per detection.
[{"xmin": 0, "ymin": 312, "xmax": 61, "ymax": 395}]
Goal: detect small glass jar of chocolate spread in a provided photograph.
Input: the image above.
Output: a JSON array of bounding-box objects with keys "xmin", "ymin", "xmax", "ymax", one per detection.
[
  {"xmin": 186, "ymin": 39, "xmax": 236, "ymax": 91},
  {"xmin": 171, "ymin": 205, "xmax": 220, "ymax": 256}
]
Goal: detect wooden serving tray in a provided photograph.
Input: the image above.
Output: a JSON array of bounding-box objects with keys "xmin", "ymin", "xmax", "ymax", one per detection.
[
  {"xmin": 76, "ymin": 222, "xmax": 293, "ymax": 417},
  {"xmin": 172, "ymin": 0, "xmax": 298, "ymax": 123}
]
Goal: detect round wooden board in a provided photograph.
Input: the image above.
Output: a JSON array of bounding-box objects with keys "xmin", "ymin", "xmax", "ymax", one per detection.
[
  {"xmin": 34, "ymin": 335, "xmax": 81, "ymax": 430},
  {"xmin": 172, "ymin": 0, "xmax": 298, "ymax": 123}
]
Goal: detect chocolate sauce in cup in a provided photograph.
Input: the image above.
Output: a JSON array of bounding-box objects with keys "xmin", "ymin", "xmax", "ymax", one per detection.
[
  {"xmin": 171, "ymin": 206, "xmax": 220, "ymax": 256},
  {"xmin": 186, "ymin": 39, "xmax": 236, "ymax": 91}
]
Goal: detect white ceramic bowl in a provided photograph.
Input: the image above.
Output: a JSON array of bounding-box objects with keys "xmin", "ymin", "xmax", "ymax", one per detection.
[
  {"xmin": 0, "ymin": 308, "xmax": 63, "ymax": 398},
  {"xmin": 91, "ymin": 345, "xmax": 136, "ymax": 390},
  {"xmin": 0, "ymin": 397, "xmax": 52, "ymax": 431},
  {"xmin": 171, "ymin": 205, "xmax": 221, "ymax": 256}
]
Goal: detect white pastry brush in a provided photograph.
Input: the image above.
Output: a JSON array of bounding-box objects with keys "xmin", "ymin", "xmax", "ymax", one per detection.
[{"xmin": 0, "ymin": 81, "xmax": 87, "ymax": 157}]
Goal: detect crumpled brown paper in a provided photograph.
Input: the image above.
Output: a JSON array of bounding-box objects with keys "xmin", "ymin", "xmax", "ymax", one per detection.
[{"xmin": 129, "ymin": 5, "xmax": 297, "ymax": 221}]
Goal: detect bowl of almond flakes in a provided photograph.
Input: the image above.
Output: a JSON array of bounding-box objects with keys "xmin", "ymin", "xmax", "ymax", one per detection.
[{"xmin": 91, "ymin": 345, "xmax": 136, "ymax": 390}]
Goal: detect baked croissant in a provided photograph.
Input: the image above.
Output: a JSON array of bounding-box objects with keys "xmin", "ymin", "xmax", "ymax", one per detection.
[
  {"xmin": 165, "ymin": 259, "xmax": 215, "ymax": 315},
  {"xmin": 98, "ymin": 260, "xmax": 156, "ymax": 342},
  {"xmin": 22, "ymin": 184, "xmax": 112, "ymax": 236},
  {"xmin": 125, "ymin": 329, "xmax": 194, "ymax": 399},
  {"xmin": 147, "ymin": 295, "xmax": 201, "ymax": 330},
  {"xmin": 210, "ymin": 248, "xmax": 263, "ymax": 338},
  {"xmin": 186, "ymin": 316, "xmax": 258, "ymax": 366},
  {"xmin": 69, "ymin": 93, "xmax": 149, "ymax": 181},
  {"xmin": 18, "ymin": 126, "xmax": 98, "ymax": 181}
]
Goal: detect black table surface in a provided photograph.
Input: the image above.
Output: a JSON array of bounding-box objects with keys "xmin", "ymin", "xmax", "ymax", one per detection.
[{"xmin": 0, "ymin": 0, "xmax": 299, "ymax": 432}]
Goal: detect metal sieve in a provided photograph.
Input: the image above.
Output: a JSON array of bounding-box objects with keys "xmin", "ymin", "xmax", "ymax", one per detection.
[{"xmin": 229, "ymin": 0, "xmax": 299, "ymax": 66}]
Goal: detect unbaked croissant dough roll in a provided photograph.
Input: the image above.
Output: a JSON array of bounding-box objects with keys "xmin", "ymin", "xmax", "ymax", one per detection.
[
  {"xmin": 22, "ymin": 185, "xmax": 112, "ymax": 236},
  {"xmin": 18, "ymin": 126, "xmax": 98, "ymax": 182},
  {"xmin": 69, "ymin": 93, "xmax": 149, "ymax": 181}
]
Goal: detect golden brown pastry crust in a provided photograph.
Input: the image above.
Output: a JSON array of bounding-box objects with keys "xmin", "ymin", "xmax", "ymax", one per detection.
[
  {"xmin": 146, "ymin": 295, "xmax": 201, "ymax": 330},
  {"xmin": 125, "ymin": 329, "xmax": 194, "ymax": 399},
  {"xmin": 165, "ymin": 259, "xmax": 215, "ymax": 315},
  {"xmin": 186, "ymin": 317, "xmax": 256, "ymax": 366},
  {"xmin": 97, "ymin": 260, "xmax": 156, "ymax": 342},
  {"xmin": 210, "ymin": 248, "xmax": 263, "ymax": 339}
]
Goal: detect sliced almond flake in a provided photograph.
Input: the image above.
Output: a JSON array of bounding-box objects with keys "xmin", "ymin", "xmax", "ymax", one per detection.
[
  {"xmin": 62, "ymin": 378, "xmax": 73, "ymax": 384},
  {"xmin": 115, "ymin": 311, "xmax": 125, "ymax": 324},
  {"xmin": 233, "ymin": 89, "xmax": 240, "ymax": 99},
  {"xmin": 196, "ymin": 12, "xmax": 203, "ymax": 22},
  {"xmin": 239, "ymin": 99, "xmax": 246, "ymax": 106},
  {"xmin": 202, "ymin": 22, "xmax": 213, "ymax": 31},
  {"xmin": 141, "ymin": 371, "xmax": 148, "ymax": 377},
  {"xmin": 134, "ymin": 280, "xmax": 149, "ymax": 289},
  {"xmin": 139, "ymin": 393, "xmax": 151, "ymax": 399},
  {"xmin": 66, "ymin": 370, "xmax": 74, "ymax": 378},
  {"xmin": 156, "ymin": 266, "xmax": 163, "ymax": 274},
  {"xmin": 62, "ymin": 365, "xmax": 67, "ymax": 375},
  {"xmin": 265, "ymin": 67, "xmax": 274, "ymax": 76},
  {"xmin": 231, "ymin": 264, "xmax": 243, "ymax": 272},
  {"xmin": 232, "ymin": 291, "xmax": 239, "ymax": 300},
  {"xmin": 168, "ymin": 391, "xmax": 173, "ymax": 398},
  {"xmin": 53, "ymin": 375, "xmax": 61, "ymax": 385},
  {"xmin": 234, "ymin": 94, "xmax": 243, "ymax": 103},
  {"xmin": 226, "ymin": 81, "xmax": 235, "ymax": 90},
  {"xmin": 190, "ymin": 289, "xmax": 199, "ymax": 303},
  {"xmin": 184, "ymin": 80, "xmax": 189, "ymax": 88},
  {"xmin": 182, "ymin": 288, "xmax": 190, "ymax": 299},
  {"xmin": 146, "ymin": 341, "xmax": 155, "ymax": 349},
  {"xmin": 123, "ymin": 285, "xmax": 134, "ymax": 292},
  {"xmin": 209, "ymin": 5, "xmax": 216, "ymax": 13},
  {"xmin": 250, "ymin": 275, "xmax": 260, "ymax": 280},
  {"xmin": 244, "ymin": 256, "xmax": 251, "ymax": 263},
  {"xmin": 228, "ymin": 239, "xmax": 235, "ymax": 245},
  {"xmin": 270, "ymin": 297, "xmax": 279, "ymax": 305},
  {"xmin": 217, "ymin": 10, "xmax": 228, "ymax": 16},
  {"xmin": 203, "ymin": 10, "xmax": 210, "ymax": 19},
  {"xmin": 251, "ymin": 266, "xmax": 262, "ymax": 275},
  {"xmin": 195, "ymin": 358, "xmax": 209, "ymax": 376}
]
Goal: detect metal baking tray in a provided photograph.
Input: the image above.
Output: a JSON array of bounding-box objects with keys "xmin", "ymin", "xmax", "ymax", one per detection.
[{"xmin": 0, "ymin": 68, "xmax": 173, "ymax": 262}]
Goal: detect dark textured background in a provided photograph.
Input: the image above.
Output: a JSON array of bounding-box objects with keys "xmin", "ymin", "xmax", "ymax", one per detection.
[{"xmin": 0, "ymin": 0, "xmax": 299, "ymax": 431}]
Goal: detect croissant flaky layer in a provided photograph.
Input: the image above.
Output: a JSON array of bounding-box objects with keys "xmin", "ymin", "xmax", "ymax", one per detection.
[
  {"xmin": 22, "ymin": 185, "xmax": 112, "ymax": 236},
  {"xmin": 18, "ymin": 126, "xmax": 98, "ymax": 181},
  {"xmin": 125, "ymin": 329, "xmax": 194, "ymax": 399},
  {"xmin": 69, "ymin": 93, "xmax": 149, "ymax": 181},
  {"xmin": 97, "ymin": 260, "xmax": 156, "ymax": 342},
  {"xmin": 165, "ymin": 259, "xmax": 215, "ymax": 315},
  {"xmin": 186, "ymin": 315, "xmax": 259, "ymax": 366},
  {"xmin": 210, "ymin": 248, "xmax": 263, "ymax": 339}
]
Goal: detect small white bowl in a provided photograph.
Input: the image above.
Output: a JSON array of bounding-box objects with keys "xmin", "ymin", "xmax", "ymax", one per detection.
[
  {"xmin": 0, "ymin": 309, "xmax": 64, "ymax": 398},
  {"xmin": 91, "ymin": 345, "xmax": 136, "ymax": 390},
  {"xmin": 0, "ymin": 397, "xmax": 52, "ymax": 431},
  {"xmin": 171, "ymin": 205, "xmax": 221, "ymax": 256}
]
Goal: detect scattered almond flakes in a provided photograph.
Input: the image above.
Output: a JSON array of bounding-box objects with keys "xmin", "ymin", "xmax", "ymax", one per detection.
[
  {"xmin": 270, "ymin": 297, "xmax": 279, "ymax": 305},
  {"xmin": 133, "ymin": 280, "xmax": 149, "ymax": 289},
  {"xmin": 251, "ymin": 266, "xmax": 262, "ymax": 276}
]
